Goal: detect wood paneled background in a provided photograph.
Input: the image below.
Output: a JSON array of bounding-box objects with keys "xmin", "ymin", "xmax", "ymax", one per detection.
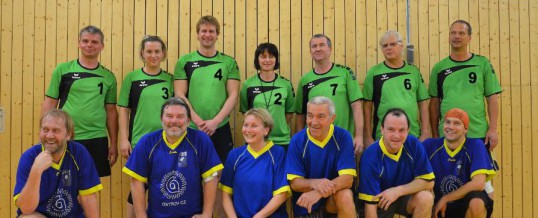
[{"xmin": 0, "ymin": 0, "xmax": 536, "ymax": 217}]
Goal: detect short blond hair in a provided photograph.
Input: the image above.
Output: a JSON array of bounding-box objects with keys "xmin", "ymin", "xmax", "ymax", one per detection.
[{"xmin": 244, "ymin": 108, "xmax": 274, "ymax": 140}]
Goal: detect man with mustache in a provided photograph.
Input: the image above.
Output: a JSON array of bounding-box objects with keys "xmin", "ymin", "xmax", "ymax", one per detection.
[
  {"xmin": 14, "ymin": 109, "xmax": 102, "ymax": 217},
  {"xmin": 123, "ymin": 97, "xmax": 223, "ymax": 218}
]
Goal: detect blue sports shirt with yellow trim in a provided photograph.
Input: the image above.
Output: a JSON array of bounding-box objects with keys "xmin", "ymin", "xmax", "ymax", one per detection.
[
  {"xmin": 14, "ymin": 141, "xmax": 103, "ymax": 217},
  {"xmin": 285, "ymin": 124, "xmax": 357, "ymax": 216},
  {"xmin": 219, "ymin": 141, "xmax": 290, "ymax": 218},
  {"xmin": 122, "ymin": 128, "xmax": 223, "ymax": 217},
  {"xmin": 423, "ymin": 137, "xmax": 496, "ymax": 202},
  {"xmin": 359, "ymin": 135, "xmax": 434, "ymax": 204}
]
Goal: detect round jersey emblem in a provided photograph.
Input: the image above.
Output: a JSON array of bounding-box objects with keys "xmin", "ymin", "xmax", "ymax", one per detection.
[{"xmin": 160, "ymin": 170, "xmax": 187, "ymax": 199}]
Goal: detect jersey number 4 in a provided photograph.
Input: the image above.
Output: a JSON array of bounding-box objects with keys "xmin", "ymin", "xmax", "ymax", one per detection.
[{"xmin": 214, "ymin": 69, "xmax": 223, "ymax": 80}]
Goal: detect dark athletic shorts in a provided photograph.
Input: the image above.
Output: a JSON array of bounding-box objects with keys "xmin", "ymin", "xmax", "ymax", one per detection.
[
  {"xmin": 210, "ymin": 122, "xmax": 234, "ymax": 162},
  {"xmin": 441, "ymin": 191, "xmax": 493, "ymax": 218},
  {"xmin": 376, "ymin": 194, "xmax": 412, "ymax": 218},
  {"xmin": 75, "ymin": 137, "xmax": 111, "ymax": 177}
]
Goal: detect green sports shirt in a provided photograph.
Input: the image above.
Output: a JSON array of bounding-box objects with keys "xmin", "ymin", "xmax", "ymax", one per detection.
[
  {"xmin": 174, "ymin": 51, "xmax": 241, "ymax": 128},
  {"xmin": 45, "ymin": 59, "xmax": 117, "ymax": 140},
  {"xmin": 363, "ymin": 61, "xmax": 429, "ymax": 139},
  {"xmin": 429, "ymin": 54, "xmax": 502, "ymax": 138},
  {"xmin": 118, "ymin": 68, "xmax": 174, "ymax": 148},
  {"xmin": 295, "ymin": 63, "xmax": 363, "ymax": 134},
  {"xmin": 240, "ymin": 73, "xmax": 295, "ymax": 145}
]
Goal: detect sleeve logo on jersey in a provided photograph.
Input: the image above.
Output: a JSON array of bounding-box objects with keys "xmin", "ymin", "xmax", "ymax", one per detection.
[
  {"xmin": 160, "ymin": 171, "xmax": 187, "ymax": 200},
  {"xmin": 46, "ymin": 188, "xmax": 74, "ymax": 217}
]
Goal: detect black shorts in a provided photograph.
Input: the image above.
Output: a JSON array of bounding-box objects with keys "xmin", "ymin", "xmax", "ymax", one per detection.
[
  {"xmin": 210, "ymin": 122, "xmax": 233, "ymax": 162},
  {"xmin": 442, "ymin": 191, "xmax": 493, "ymax": 218},
  {"xmin": 377, "ymin": 194, "xmax": 412, "ymax": 218},
  {"xmin": 75, "ymin": 137, "xmax": 111, "ymax": 177}
]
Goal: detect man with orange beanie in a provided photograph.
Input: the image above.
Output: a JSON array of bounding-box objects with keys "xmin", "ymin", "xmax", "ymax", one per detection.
[{"xmin": 423, "ymin": 108, "xmax": 496, "ymax": 218}]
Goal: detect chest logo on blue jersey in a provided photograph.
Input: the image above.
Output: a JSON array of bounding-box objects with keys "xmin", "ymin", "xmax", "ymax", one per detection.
[
  {"xmin": 178, "ymin": 152, "xmax": 188, "ymax": 167},
  {"xmin": 440, "ymin": 174, "xmax": 464, "ymax": 196},
  {"xmin": 160, "ymin": 171, "xmax": 187, "ymax": 199},
  {"xmin": 46, "ymin": 188, "xmax": 74, "ymax": 217},
  {"xmin": 61, "ymin": 169, "xmax": 72, "ymax": 187}
]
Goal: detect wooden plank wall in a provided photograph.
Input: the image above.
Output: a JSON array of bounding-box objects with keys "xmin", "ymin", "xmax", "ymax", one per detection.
[{"xmin": 0, "ymin": 0, "xmax": 536, "ymax": 217}]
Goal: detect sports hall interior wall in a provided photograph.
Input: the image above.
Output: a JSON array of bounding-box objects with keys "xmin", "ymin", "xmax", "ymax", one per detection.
[{"xmin": 0, "ymin": 0, "xmax": 536, "ymax": 217}]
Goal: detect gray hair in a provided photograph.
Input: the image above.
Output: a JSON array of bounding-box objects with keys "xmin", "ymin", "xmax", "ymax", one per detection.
[
  {"xmin": 308, "ymin": 96, "xmax": 336, "ymax": 116},
  {"xmin": 379, "ymin": 30, "xmax": 403, "ymax": 46},
  {"xmin": 310, "ymin": 34, "xmax": 332, "ymax": 48}
]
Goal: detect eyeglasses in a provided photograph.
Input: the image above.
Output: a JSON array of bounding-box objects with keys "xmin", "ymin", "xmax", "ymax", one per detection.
[{"xmin": 381, "ymin": 42, "xmax": 401, "ymax": 49}]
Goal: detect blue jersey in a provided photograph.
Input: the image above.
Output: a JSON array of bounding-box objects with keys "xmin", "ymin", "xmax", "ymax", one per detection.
[
  {"xmin": 219, "ymin": 141, "xmax": 290, "ymax": 218},
  {"xmin": 14, "ymin": 142, "xmax": 103, "ymax": 218},
  {"xmin": 286, "ymin": 125, "xmax": 357, "ymax": 216},
  {"xmin": 122, "ymin": 129, "xmax": 223, "ymax": 218},
  {"xmin": 423, "ymin": 137, "xmax": 496, "ymax": 202},
  {"xmin": 359, "ymin": 135, "xmax": 434, "ymax": 204}
]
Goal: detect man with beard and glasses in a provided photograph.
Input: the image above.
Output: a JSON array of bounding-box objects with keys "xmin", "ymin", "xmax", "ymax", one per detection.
[
  {"xmin": 14, "ymin": 109, "xmax": 102, "ymax": 218},
  {"xmin": 123, "ymin": 97, "xmax": 223, "ymax": 218}
]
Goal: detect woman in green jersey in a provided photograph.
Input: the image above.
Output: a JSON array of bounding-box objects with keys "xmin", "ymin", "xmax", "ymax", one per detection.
[
  {"xmin": 240, "ymin": 43, "xmax": 295, "ymax": 148},
  {"xmin": 118, "ymin": 35, "xmax": 174, "ymax": 218}
]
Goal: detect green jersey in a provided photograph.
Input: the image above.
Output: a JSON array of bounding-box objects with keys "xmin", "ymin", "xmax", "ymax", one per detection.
[
  {"xmin": 240, "ymin": 73, "xmax": 295, "ymax": 145},
  {"xmin": 429, "ymin": 54, "xmax": 502, "ymax": 138},
  {"xmin": 295, "ymin": 64, "xmax": 363, "ymax": 133},
  {"xmin": 118, "ymin": 68, "xmax": 174, "ymax": 148},
  {"xmin": 46, "ymin": 59, "xmax": 117, "ymax": 140},
  {"xmin": 174, "ymin": 51, "xmax": 241, "ymax": 128},
  {"xmin": 363, "ymin": 61, "xmax": 429, "ymax": 139}
]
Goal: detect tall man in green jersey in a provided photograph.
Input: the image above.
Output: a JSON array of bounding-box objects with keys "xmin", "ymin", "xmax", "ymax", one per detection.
[
  {"xmin": 173, "ymin": 16, "xmax": 240, "ymax": 217},
  {"xmin": 363, "ymin": 30, "xmax": 430, "ymax": 146},
  {"xmin": 173, "ymin": 15, "xmax": 240, "ymax": 162},
  {"xmin": 41, "ymin": 25, "xmax": 118, "ymax": 177},
  {"xmin": 295, "ymin": 34, "xmax": 365, "ymax": 154},
  {"xmin": 429, "ymin": 20, "xmax": 502, "ymax": 198}
]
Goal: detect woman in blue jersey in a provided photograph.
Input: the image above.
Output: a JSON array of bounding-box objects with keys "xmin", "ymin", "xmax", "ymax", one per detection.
[
  {"xmin": 239, "ymin": 43, "xmax": 295, "ymax": 149},
  {"xmin": 220, "ymin": 108, "xmax": 290, "ymax": 218},
  {"xmin": 118, "ymin": 35, "xmax": 173, "ymax": 218}
]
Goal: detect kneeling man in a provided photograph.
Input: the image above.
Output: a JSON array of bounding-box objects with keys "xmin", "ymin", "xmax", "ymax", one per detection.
[
  {"xmin": 286, "ymin": 96, "xmax": 357, "ymax": 217},
  {"xmin": 423, "ymin": 108, "xmax": 495, "ymax": 218},
  {"xmin": 359, "ymin": 108, "xmax": 435, "ymax": 218}
]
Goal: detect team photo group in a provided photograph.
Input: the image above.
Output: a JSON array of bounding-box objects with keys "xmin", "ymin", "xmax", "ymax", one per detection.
[{"xmin": 13, "ymin": 15, "xmax": 501, "ymax": 218}]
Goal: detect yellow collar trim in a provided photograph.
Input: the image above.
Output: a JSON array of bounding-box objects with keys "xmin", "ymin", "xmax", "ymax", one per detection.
[
  {"xmin": 379, "ymin": 136, "xmax": 403, "ymax": 161},
  {"xmin": 247, "ymin": 141, "xmax": 274, "ymax": 159},
  {"xmin": 444, "ymin": 138, "xmax": 466, "ymax": 157},
  {"xmin": 306, "ymin": 124, "xmax": 334, "ymax": 148},
  {"xmin": 41, "ymin": 144, "xmax": 67, "ymax": 170},
  {"xmin": 162, "ymin": 130, "xmax": 187, "ymax": 150}
]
